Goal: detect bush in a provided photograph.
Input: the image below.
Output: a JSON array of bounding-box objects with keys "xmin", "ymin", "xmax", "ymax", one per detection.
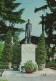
[
  {"xmin": 47, "ymin": 61, "xmax": 56, "ymax": 65},
  {"xmin": 0, "ymin": 66, "xmax": 6, "ymax": 69},
  {"xmin": 12, "ymin": 33, "xmax": 21, "ymax": 65},
  {"xmin": 0, "ymin": 62, "xmax": 6, "ymax": 66},
  {"xmin": 0, "ymin": 80, "xmax": 8, "ymax": 81},
  {"xmin": 0, "ymin": 42, "xmax": 4, "ymax": 61},
  {"xmin": 21, "ymin": 66, "xmax": 25, "ymax": 72},
  {"xmin": 0, "ymin": 62, "xmax": 6, "ymax": 69},
  {"xmin": 36, "ymin": 34, "xmax": 47, "ymax": 64},
  {"xmin": 46, "ymin": 61, "xmax": 56, "ymax": 69},
  {"xmin": 3, "ymin": 31, "xmax": 13, "ymax": 62}
]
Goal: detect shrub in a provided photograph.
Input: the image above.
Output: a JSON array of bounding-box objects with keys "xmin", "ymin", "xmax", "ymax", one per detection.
[
  {"xmin": 36, "ymin": 34, "xmax": 47, "ymax": 64},
  {"xmin": 2, "ymin": 31, "xmax": 13, "ymax": 62},
  {"xmin": 47, "ymin": 61, "xmax": 56, "ymax": 65},
  {"xmin": 0, "ymin": 42, "xmax": 4, "ymax": 61},
  {"xmin": 21, "ymin": 66, "xmax": 25, "ymax": 72},
  {"xmin": 12, "ymin": 33, "xmax": 21, "ymax": 65},
  {"xmin": 0, "ymin": 80, "xmax": 8, "ymax": 81},
  {"xmin": 0, "ymin": 62, "xmax": 6, "ymax": 66},
  {"xmin": 0, "ymin": 62, "xmax": 6, "ymax": 69}
]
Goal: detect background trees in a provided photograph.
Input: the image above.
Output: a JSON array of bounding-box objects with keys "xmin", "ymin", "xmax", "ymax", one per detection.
[
  {"xmin": 0, "ymin": 0, "xmax": 25, "ymax": 41},
  {"xmin": 34, "ymin": 0, "xmax": 56, "ymax": 46}
]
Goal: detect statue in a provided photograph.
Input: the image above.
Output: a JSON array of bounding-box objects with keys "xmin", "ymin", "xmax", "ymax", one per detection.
[{"xmin": 25, "ymin": 19, "xmax": 32, "ymax": 44}]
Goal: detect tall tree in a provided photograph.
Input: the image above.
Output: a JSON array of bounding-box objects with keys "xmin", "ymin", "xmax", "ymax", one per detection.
[
  {"xmin": 0, "ymin": 0, "xmax": 25, "ymax": 41},
  {"xmin": 3, "ymin": 30, "xmax": 13, "ymax": 62},
  {"xmin": 34, "ymin": 0, "xmax": 56, "ymax": 46},
  {"xmin": 0, "ymin": 42, "xmax": 4, "ymax": 61},
  {"xmin": 36, "ymin": 34, "xmax": 47, "ymax": 64},
  {"xmin": 12, "ymin": 33, "xmax": 21, "ymax": 68}
]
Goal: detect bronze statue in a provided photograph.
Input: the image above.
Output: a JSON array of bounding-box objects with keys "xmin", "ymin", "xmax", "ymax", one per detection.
[{"xmin": 25, "ymin": 19, "xmax": 32, "ymax": 44}]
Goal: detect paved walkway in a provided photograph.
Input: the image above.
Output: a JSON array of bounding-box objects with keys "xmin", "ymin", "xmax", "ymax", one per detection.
[{"xmin": 0, "ymin": 68, "xmax": 56, "ymax": 81}]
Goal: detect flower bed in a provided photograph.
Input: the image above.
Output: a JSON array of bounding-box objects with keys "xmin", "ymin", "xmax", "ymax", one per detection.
[
  {"xmin": 0, "ymin": 62, "xmax": 6, "ymax": 69},
  {"xmin": 46, "ymin": 62, "xmax": 56, "ymax": 69},
  {"xmin": 0, "ymin": 66, "xmax": 6, "ymax": 69},
  {"xmin": 47, "ymin": 65, "xmax": 56, "ymax": 68}
]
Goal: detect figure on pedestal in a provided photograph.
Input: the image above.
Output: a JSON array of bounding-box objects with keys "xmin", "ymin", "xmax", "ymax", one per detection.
[{"xmin": 25, "ymin": 19, "xmax": 32, "ymax": 44}]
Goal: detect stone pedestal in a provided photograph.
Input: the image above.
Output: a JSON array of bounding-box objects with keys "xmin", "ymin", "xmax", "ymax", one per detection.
[{"xmin": 19, "ymin": 44, "xmax": 37, "ymax": 71}]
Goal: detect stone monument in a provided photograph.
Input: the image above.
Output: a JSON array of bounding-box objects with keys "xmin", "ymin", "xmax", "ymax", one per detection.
[{"xmin": 19, "ymin": 19, "xmax": 37, "ymax": 71}]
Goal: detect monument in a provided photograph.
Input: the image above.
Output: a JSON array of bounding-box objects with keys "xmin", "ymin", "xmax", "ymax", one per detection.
[
  {"xmin": 19, "ymin": 19, "xmax": 37, "ymax": 71},
  {"xmin": 25, "ymin": 19, "xmax": 32, "ymax": 44}
]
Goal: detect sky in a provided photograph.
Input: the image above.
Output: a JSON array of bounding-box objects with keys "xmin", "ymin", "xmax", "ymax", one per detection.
[{"xmin": 15, "ymin": 0, "xmax": 49, "ymax": 40}]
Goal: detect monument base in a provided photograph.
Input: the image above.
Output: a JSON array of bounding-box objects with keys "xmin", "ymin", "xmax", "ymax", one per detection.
[{"xmin": 19, "ymin": 44, "xmax": 37, "ymax": 71}]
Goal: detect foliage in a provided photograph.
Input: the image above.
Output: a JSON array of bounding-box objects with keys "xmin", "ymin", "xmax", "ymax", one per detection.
[
  {"xmin": 21, "ymin": 66, "xmax": 25, "ymax": 72},
  {"xmin": 36, "ymin": 34, "xmax": 47, "ymax": 64},
  {"xmin": 47, "ymin": 61, "xmax": 56, "ymax": 65},
  {"xmin": 44, "ymin": 13, "xmax": 56, "ymax": 45},
  {"xmin": 47, "ymin": 51, "xmax": 55, "ymax": 61},
  {"xmin": 0, "ymin": 62, "xmax": 6, "ymax": 69},
  {"xmin": 0, "ymin": 66, "xmax": 6, "ymax": 69},
  {"xmin": 0, "ymin": 80, "xmax": 8, "ymax": 81},
  {"xmin": 35, "ymin": 0, "xmax": 56, "ymax": 13},
  {"xmin": 24, "ymin": 60, "xmax": 37, "ymax": 71},
  {"xmin": 46, "ymin": 0, "xmax": 56, "ymax": 11},
  {"xmin": 0, "ymin": 42, "xmax": 4, "ymax": 60},
  {"xmin": 12, "ymin": 33, "xmax": 21, "ymax": 64},
  {"xmin": 34, "ymin": 5, "xmax": 47, "ymax": 12},
  {"xmin": 3, "ymin": 30, "xmax": 13, "ymax": 62},
  {"xmin": 46, "ymin": 61, "xmax": 56, "ymax": 70},
  {"xmin": 0, "ymin": 0, "xmax": 25, "ymax": 41},
  {"xmin": 46, "ymin": 44, "xmax": 56, "ymax": 62},
  {"xmin": 0, "ymin": 61, "xmax": 6, "ymax": 66},
  {"xmin": 34, "ymin": 0, "xmax": 56, "ymax": 46}
]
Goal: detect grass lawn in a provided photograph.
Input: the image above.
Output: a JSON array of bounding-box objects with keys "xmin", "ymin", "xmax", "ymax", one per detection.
[{"xmin": 0, "ymin": 80, "xmax": 8, "ymax": 81}]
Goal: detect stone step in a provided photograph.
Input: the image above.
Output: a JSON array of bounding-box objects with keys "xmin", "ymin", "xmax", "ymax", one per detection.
[{"xmin": 2, "ymin": 68, "xmax": 56, "ymax": 77}]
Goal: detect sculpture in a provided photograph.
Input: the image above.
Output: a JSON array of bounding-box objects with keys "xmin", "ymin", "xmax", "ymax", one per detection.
[{"xmin": 25, "ymin": 19, "xmax": 32, "ymax": 44}]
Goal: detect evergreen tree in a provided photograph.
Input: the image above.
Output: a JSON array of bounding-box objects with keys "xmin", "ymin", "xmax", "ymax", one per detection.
[
  {"xmin": 36, "ymin": 34, "xmax": 47, "ymax": 64},
  {"xmin": 34, "ymin": 0, "xmax": 56, "ymax": 46},
  {"xmin": 12, "ymin": 33, "xmax": 21, "ymax": 65},
  {"xmin": 0, "ymin": 42, "xmax": 4, "ymax": 61},
  {"xmin": 46, "ymin": 0, "xmax": 56, "ymax": 11},
  {"xmin": 3, "ymin": 30, "xmax": 12, "ymax": 62},
  {"xmin": 0, "ymin": 0, "xmax": 25, "ymax": 41}
]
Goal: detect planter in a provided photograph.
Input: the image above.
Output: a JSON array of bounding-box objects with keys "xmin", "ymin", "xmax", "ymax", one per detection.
[
  {"xmin": 13, "ymin": 64, "xmax": 18, "ymax": 70},
  {"xmin": 43, "ymin": 63, "xmax": 46, "ymax": 68},
  {"xmin": 38, "ymin": 64, "xmax": 45, "ymax": 70},
  {"xmin": 6, "ymin": 62, "xmax": 12, "ymax": 69},
  {"xmin": 25, "ymin": 69, "xmax": 34, "ymax": 73}
]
